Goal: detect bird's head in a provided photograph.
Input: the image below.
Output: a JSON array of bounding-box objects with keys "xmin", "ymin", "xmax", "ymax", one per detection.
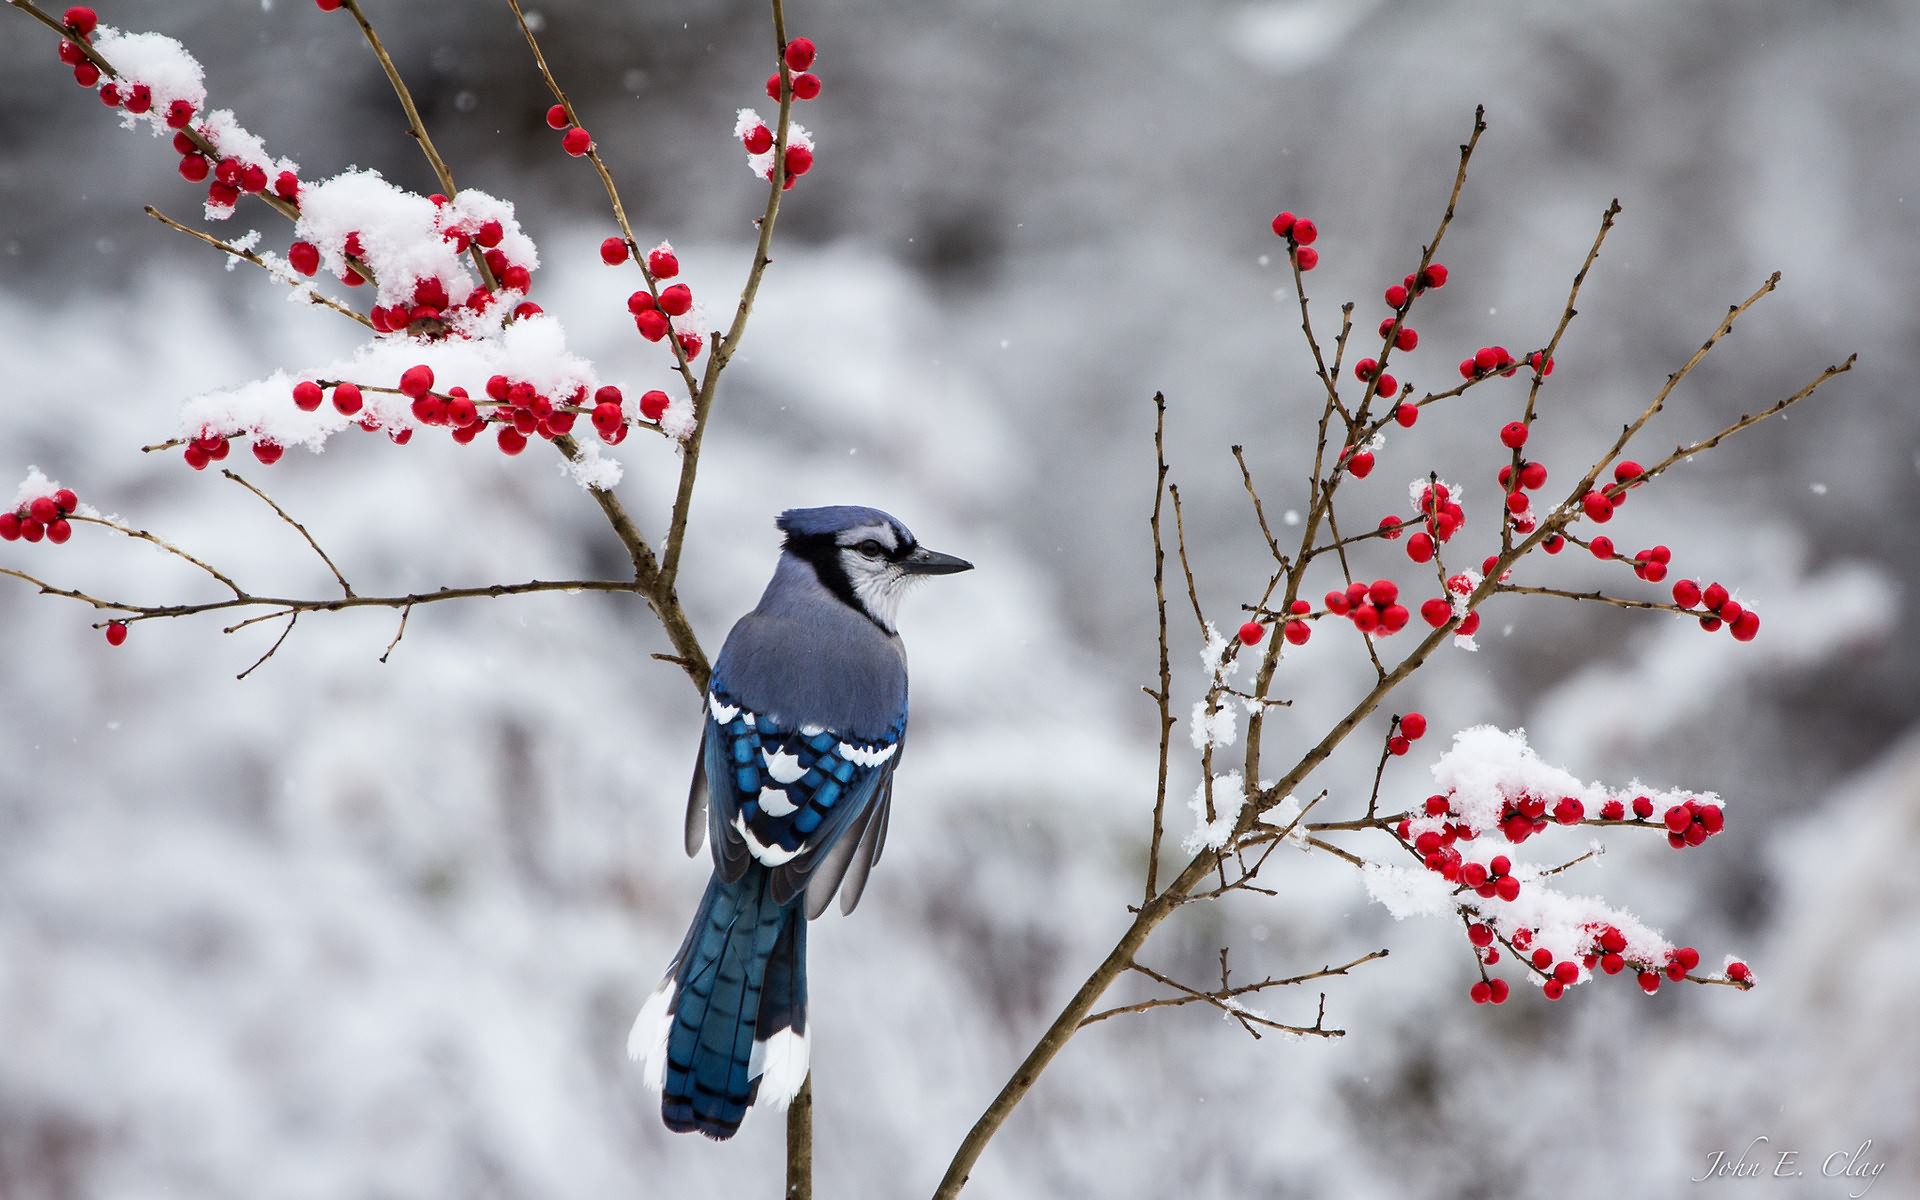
[{"xmin": 776, "ymin": 505, "xmax": 972, "ymax": 632}]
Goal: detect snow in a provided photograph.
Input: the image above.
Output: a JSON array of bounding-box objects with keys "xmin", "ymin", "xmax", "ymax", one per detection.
[
  {"xmin": 1426, "ymin": 725, "xmax": 1716, "ymax": 838},
  {"xmin": 91, "ymin": 27, "xmax": 207, "ymax": 115},
  {"xmin": 1189, "ymin": 697, "xmax": 1238, "ymax": 750},
  {"xmin": 9, "ymin": 465, "xmax": 62, "ymax": 510},
  {"xmin": 1361, "ymin": 863, "xmax": 1454, "ymax": 919},
  {"xmin": 734, "ymin": 107, "xmax": 814, "ymax": 181},
  {"xmin": 1182, "ymin": 771, "xmax": 1246, "ymax": 854}
]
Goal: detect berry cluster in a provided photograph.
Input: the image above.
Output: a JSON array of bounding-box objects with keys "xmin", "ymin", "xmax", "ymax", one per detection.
[
  {"xmin": 1386, "ymin": 710, "xmax": 1428, "ymax": 757},
  {"xmin": 628, "ymin": 278, "xmax": 703, "ymax": 361},
  {"xmin": 764, "ymin": 36, "xmax": 822, "ymax": 104},
  {"xmin": 1323, "ymin": 578, "xmax": 1410, "ymax": 638},
  {"xmin": 1459, "ymin": 344, "xmax": 1520, "ymax": 380},
  {"xmin": 51, "ymin": 7, "xmax": 99, "ymax": 86},
  {"xmin": 1384, "ymin": 480, "xmax": 1467, "ymax": 564},
  {"xmin": 0, "ymin": 487, "xmax": 80, "ymax": 545},
  {"xmin": 1672, "ymin": 577, "xmax": 1761, "ymax": 640},
  {"xmin": 1268, "ymin": 211, "xmax": 1320, "ymax": 271}
]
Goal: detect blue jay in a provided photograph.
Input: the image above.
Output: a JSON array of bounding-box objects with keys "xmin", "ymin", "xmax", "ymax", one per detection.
[{"xmin": 627, "ymin": 506, "xmax": 972, "ymax": 1139}]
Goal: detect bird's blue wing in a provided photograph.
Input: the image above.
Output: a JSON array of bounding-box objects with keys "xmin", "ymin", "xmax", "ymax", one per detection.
[{"xmin": 697, "ymin": 689, "xmax": 902, "ymax": 910}]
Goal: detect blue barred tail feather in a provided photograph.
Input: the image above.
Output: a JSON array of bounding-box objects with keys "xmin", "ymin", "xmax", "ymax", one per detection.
[{"xmin": 627, "ymin": 869, "xmax": 811, "ymax": 1140}]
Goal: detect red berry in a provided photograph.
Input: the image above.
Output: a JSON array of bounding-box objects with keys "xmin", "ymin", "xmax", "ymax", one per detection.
[
  {"xmin": 784, "ymin": 36, "xmax": 817, "ymax": 71},
  {"xmin": 784, "ymin": 144, "xmax": 814, "ymax": 177},
  {"xmin": 331, "ymin": 382, "xmax": 363, "ymax": 415},
  {"xmin": 399, "ymin": 365, "xmax": 434, "ymax": 398},
  {"xmin": 1495, "ymin": 876, "xmax": 1520, "ymax": 902},
  {"xmin": 1290, "ymin": 218, "xmax": 1318, "ymax": 246},
  {"xmin": 1375, "ymin": 373, "xmax": 1397, "ymax": 398},
  {"xmin": 28, "ymin": 496, "xmax": 58, "ymax": 524},
  {"xmin": 73, "ymin": 61, "xmax": 100, "ymax": 87},
  {"xmin": 1499, "ymin": 421, "xmax": 1528, "ymax": 449},
  {"xmin": 647, "ymin": 248, "xmax": 679, "ymax": 279},
  {"xmin": 1664, "ymin": 805, "xmax": 1692, "ymax": 834},
  {"xmin": 635, "ymin": 310, "xmax": 670, "ymax": 341},
  {"xmin": 790, "ymin": 72, "xmax": 822, "ymax": 101},
  {"xmin": 1487, "ymin": 977, "xmax": 1509, "ymax": 1003},
  {"xmin": 316, "ymin": 0, "xmax": 344, "ymax": 8},
  {"xmin": 1270, "ymin": 211, "xmax": 1295, "ymax": 238},
  {"xmin": 1420, "ymin": 263, "xmax": 1448, "ymax": 289},
  {"xmin": 600, "ymin": 236, "xmax": 630, "ymax": 265},
  {"xmin": 1456, "ymin": 611, "xmax": 1481, "ymax": 636},
  {"xmin": 1728, "ymin": 961, "xmax": 1751, "ymax": 983},
  {"xmin": 177, "ymin": 154, "xmax": 210, "ymax": 183},
  {"xmin": 743, "ymin": 124, "xmax": 774, "ymax": 154},
  {"xmin": 64, "ymin": 5, "xmax": 96, "ymax": 33},
  {"xmin": 1553, "ymin": 960, "xmax": 1579, "ymax": 985},
  {"xmin": 1295, "ymin": 247, "xmax": 1319, "ymax": 270},
  {"xmin": 1353, "ymin": 358, "xmax": 1377, "ymax": 382},
  {"xmin": 1419, "ymin": 597, "xmax": 1451, "ymax": 627},
  {"xmin": 1527, "ymin": 351, "xmax": 1555, "ymax": 376},
  {"xmin": 501, "ymin": 265, "xmax": 532, "ymax": 292},
  {"xmin": 1730, "ymin": 609, "xmax": 1760, "ymax": 641},
  {"xmin": 1238, "ymin": 621, "xmax": 1264, "ymax": 646},
  {"xmin": 1582, "ymin": 491, "xmax": 1613, "ymax": 522},
  {"xmin": 638, "ymin": 389, "xmax": 671, "ymax": 421},
  {"xmin": 1701, "ymin": 582, "xmax": 1729, "ymax": 611},
  {"xmin": 1399, "ymin": 712, "xmax": 1427, "ymax": 740},
  {"xmin": 1518, "ymin": 461, "xmax": 1547, "ymax": 490},
  {"xmin": 1467, "ymin": 923, "xmax": 1493, "ymax": 948},
  {"xmin": 1542, "ymin": 979, "xmax": 1565, "ymax": 1001},
  {"xmin": 591, "ymin": 402, "xmax": 624, "ymax": 437},
  {"xmin": 58, "ymin": 39, "xmax": 85, "ymax": 66},
  {"xmin": 658, "ymin": 283, "xmax": 693, "ymax": 316},
  {"xmin": 1368, "ymin": 579, "xmax": 1398, "ymax": 607},
  {"xmin": 1407, "ymin": 531, "xmax": 1435, "ymax": 563},
  {"xmin": 1614, "ymin": 460, "xmax": 1644, "ymax": 485},
  {"xmin": 1590, "ymin": 535, "xmax": 1614, "ymax": 559},
  {"xmin": 1392, "ymin": 402, "xmax": 1418, "ymax": 429},
  {"xmin": 1553, "ymin": 797, "xmax": 1584, "ymax": 824},
  {"xmin": 1387, "ymin": 734, "xmax": 1411, "ymax": 757},
  {"xmin": 288, "ymin": 380, "xmax": 324, "ymax": 411},
  {"xmin": 1384, "ymin": 284, "xmax": 1408, "ymax": 308},
  {"xmin": 1346, "ymin": 449, "xmax": 1373, "ymax": 478},
  {"xmin": 1470, "ymin": 980, "xmax": 1491, "ymax": 1005},
  {"xmin": 251, "ymin": 439, "xmax": 284, "ymax": 466},
  {"xmin": 562, "ymin": 126, "xmax": 592, "ymax": 156},
  {"xmin": 1283, "ymin": 620, "xmax": 1311, "ymax": 645},
  {"xmin": 285, "ymin": 240, "xmax": 321, "ymax": 276},
  {"xmin": 102, "ymin": 620, "xmax": 129, "ymax": 646},
  {"xmin": 1394, "ymin": 326, "xmax": 1418, "ymax": 352},
  {"xmin": 44, "ymin": 517, "xmax": 72, "ymax": 544},
  {"xmin": 497, "ymin": 426, "xmax": 527, "ymax": 455},
  {"xmin": 99, "ymin": 82, "xmax": 121, "ymax": 107},
  {"xmin": 166, "ymin": 99, "xmax": 194, "ymax": 128},
  {"xmin": 544, "ymin": 103, "xmax": 568, "ymax": 130}
]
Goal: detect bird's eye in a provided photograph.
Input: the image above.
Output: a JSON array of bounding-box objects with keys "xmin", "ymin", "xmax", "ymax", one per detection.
[{"xmin": 856, "ymin": 540, "xmax": 886, "ymax": 558}]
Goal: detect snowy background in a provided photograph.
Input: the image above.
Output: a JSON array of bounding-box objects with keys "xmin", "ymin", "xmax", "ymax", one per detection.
[{"xmin": 3, "ymin": 1, "xmax": 1917, "ymax": 1196}]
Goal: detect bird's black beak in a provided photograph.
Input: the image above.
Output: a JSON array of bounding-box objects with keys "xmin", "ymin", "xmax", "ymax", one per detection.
[{"xmin": 900, "ymin": 545, "xmax": 973, "ymax": 575}]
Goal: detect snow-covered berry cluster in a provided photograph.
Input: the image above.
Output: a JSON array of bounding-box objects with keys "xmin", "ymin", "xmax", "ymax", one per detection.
[{"xmin": 0, "ymin": 485, "xmax": 80, "ymax": 546}]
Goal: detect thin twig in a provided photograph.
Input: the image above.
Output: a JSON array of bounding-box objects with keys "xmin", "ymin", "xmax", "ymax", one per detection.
[
  {"xmin": 67, "ymin": 515, "xmax": 242, "ymax": 596},
  {"xmin": 235, "ymin": 610, "xmax": 297, "ymax": 680},
  {"xmin": 1081, "ymin": 949, "xmax": 1387, "ymax": 1027},
  {"xmin": 223, "ymin": 470, "xmax": 354, "ymax": 597},
  {"xmin": 145, "ymin": 207, "xmax": 374, "ymax": 328},
  {"xmin": 1145, "ymin": 394, "xmax": 1175, "ymax": 902},
  {"xmin": 339, "ymin": 0, "xmax": 496, "ymax": 291}
]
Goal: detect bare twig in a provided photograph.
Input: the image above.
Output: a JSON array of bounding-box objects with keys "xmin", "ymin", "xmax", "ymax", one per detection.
[
  {"xmin": 1145, "ymin": 394, "xmax": 1175, "ymax": 901},
  {"xmin": 379, "ymin": 601, "xmax": 413, "ymax": 663},
  {"xmin": 67, "ymin": 515, "xmax": 242, "ymax": 596},
  {"xmin": 223, "ymin": 470, "xmax": 354, "ymax": 597},
  {"xmin": 144, "ymin": 207, "xmax": 375, "ymax": 328},
  {"xmin": 235, "ymin": 610, "xmax": 297, "ymax": 681},
  {"xmin": 1081, "ymin": 949, "xmax": 1388, "ymax": 1027}
]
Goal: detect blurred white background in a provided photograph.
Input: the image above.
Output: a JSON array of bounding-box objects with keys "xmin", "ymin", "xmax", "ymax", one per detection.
[{"xmin": 2, "ymin": 1, "xmax": 1915, "ymax": 1196}]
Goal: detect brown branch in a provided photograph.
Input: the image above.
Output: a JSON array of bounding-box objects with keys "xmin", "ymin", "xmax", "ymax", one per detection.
[
  {"xmin": 1230, "ymin": 445, "xmax": 1285, "ymax": 565},
  {"xmin": 223, "ymin": 470, "xmax": 354, "ymax": 597},
  {"xmin": 1145, "ymin": 394, "xmax": 1175, "ymax": 901},
  {"xmin": 659, "ymin": 0, "xmax": 798, "ymax": 595},
  {"xmin": 1494, "ymin": 584, "xmax": 1697, "ymax": 617},
  {"xmin": 67, "ymin": 515, "xmax": 241, "ymax": 596},
  {"xmin": 235, "ymin": 609, "xmax": 297, "ymax": 680},
  {"xmin": 3, "ymin": 571, "xmax": 644, "ymax": 624},
  {"xmin": 339, "ymin": 0, "xmax": 497, "ymax": 291},
  {"xmin": 379, "ymin": 601, "xmax": 413, "ymax": 663},
  {"xmin": 1093, "ymin": 962, "xmax": 1348, "ymax": 1041},
  {"xmin": 1080, "ymin": 949, "xmax": 1387, "ymax": 1028},
  {"xmin": 504, "ymin": 0, "xmax": 698, "ymax": 398},
  {"xmin": 144, "ymin": 207, "xmax": 374, "ymax": 329}
]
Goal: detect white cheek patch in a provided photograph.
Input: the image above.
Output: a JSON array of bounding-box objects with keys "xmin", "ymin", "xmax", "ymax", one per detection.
[
  {"xmin": 734, "ymin": 814, "xmax": 801, "ymax": 866},
  {"xmin": 838, "ymin": 742, "xmax": 898, "ymax": 768},
  {"xmin": 757, "ymin": 786, "xmax": 798, "ymax": 818},
  {"xmin": 750, "ymin": 1026, "xmax": 811, "ymax": 1109},
  {"xmin": 762, "ymin": 749, "xmax": 806, "ymax": 783}
]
